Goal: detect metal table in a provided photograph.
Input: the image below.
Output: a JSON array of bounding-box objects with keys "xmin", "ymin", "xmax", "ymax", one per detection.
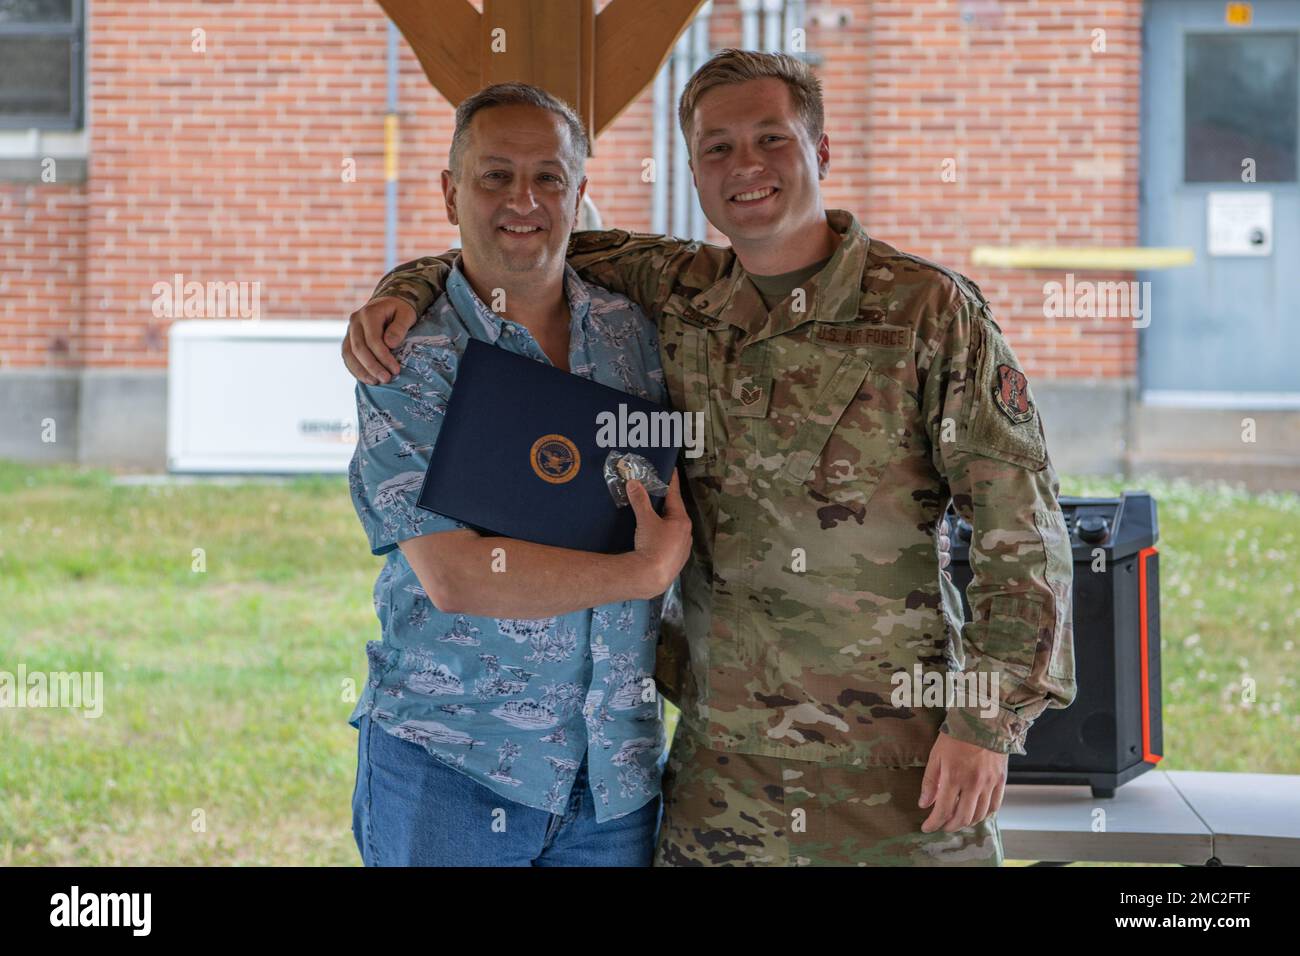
[{"xmin": 998, "ymin": 770, "xmax": 1300, "ymax": 865}]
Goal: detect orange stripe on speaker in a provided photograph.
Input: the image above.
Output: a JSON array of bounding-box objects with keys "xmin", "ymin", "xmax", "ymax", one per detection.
[{"xmin": 1138, "ymin": 546, "xmax": 1162, "ymax": 764}]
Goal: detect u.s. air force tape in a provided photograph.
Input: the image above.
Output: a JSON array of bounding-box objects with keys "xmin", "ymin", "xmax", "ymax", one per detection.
[{"xmin": 813, "ymin": 323, "xmax": 913, "ymax": 349}]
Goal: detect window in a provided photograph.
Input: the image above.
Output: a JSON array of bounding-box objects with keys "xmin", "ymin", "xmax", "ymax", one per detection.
[
  {"xmin": 0, "ymin": 0, "xmax": 83, "ymax": 130},
  {"xmin": 1184, "ymin": 32, "xmax": 1298, "ymax": 183}
]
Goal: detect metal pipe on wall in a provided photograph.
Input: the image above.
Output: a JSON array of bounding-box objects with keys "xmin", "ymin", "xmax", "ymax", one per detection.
[
  {"xmin": 652, "ymin": 61, "xmax": 670, "ymax": 235},
  {"xmin": 740, "ymin": 0, "xmax": 760, "ymax": 51},
  {"xmin": 784, "ymin": 0, "xmax": 806, "ymax": 53},
  {"xmin": 384, "ymin": 20, "xmax": 399, "ymax": 272},
  {"xmin": 688, "ymin": 2, "xmax": 712, "ymax": 240},
  {"xmin": 670, "ymin": 29, "xmax": 692, "ymax": 237},
  {"xmin": 762, "ymin": 0, "xmax": 782, "ymax": 52}
]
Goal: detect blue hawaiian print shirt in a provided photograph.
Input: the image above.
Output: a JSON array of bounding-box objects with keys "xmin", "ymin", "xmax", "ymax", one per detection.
[{"xmin": 347, "ymin": 257, "xmax": 672, "ymax": 822}]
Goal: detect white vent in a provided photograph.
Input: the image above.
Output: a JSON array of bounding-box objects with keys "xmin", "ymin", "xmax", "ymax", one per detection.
[{"xmin": 167, "ymin": 320, "xmax": 357, "ymax": 473}]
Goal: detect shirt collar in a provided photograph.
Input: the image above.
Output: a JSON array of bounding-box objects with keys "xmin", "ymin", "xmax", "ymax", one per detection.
[
  {"xmin": 446, "ymin": 256, "xmax": 592, "ymax": 344},
  {"xmin": 687, "ymin": 209, "xmax": 869, "ymax": 344}
]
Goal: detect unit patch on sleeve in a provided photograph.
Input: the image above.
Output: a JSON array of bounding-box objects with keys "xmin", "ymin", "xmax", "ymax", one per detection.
[{"xmin": 994, "ymin": 363, "xmax": 1034, "ymax": 424}]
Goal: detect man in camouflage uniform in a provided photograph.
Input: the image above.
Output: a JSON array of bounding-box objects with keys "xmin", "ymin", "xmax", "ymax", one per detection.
[{"xmin": 343, "ymin": 50, "xmax": 1076, "ymax": 866}]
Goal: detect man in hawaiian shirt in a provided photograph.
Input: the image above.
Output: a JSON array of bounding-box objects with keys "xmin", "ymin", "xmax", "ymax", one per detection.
[{"xmin": 347, "ymin": 82, "xmax": 692, "ymax": 866}]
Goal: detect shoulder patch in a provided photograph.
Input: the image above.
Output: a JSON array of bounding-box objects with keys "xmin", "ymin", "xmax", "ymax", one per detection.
[
  {"xmin": 994, "ymin": 363, "xmax": 1034, "ymax": 424},
  {"xmin": 960, "ymin": 318, "xmax": 1046, "ymax": 469}
]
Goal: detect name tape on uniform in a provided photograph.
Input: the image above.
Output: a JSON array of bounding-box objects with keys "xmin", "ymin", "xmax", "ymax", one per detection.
[{"xmin": 813, "ymin": 323, "xmax": 914, "ymax": 350}]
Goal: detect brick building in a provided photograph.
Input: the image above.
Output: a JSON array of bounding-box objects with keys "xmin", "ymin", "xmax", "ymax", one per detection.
[{"xmin": 2, "ymin": 0, "xmax": 1297, "ymax": 484}]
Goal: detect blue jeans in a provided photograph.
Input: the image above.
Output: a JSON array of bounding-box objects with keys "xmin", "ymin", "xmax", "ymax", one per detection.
[{"xmin": 351, "ymin": 712, "xmax": 661, "ymax": 866}]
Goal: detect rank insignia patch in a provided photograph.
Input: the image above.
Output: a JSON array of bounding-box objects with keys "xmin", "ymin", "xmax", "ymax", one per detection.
[{"xmin": 994, "ymin": 363, "xmax": 1033, "ymax": 424}]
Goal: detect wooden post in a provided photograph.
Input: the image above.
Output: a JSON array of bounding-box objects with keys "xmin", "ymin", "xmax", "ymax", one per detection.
[{"xmin": 375, "ymin": 0, "xmax": 707, "ymax": 152}]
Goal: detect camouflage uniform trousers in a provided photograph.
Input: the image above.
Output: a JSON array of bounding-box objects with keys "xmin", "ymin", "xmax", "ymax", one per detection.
[{"xmin": 653, "ymin": 718, "xmax": 1004, "ymax": 867}]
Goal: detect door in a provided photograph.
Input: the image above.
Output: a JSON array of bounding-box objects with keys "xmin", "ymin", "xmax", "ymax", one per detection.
[{"xmin": 1141, "ymin": 0, "xmax": 1300, "ymax": 404}]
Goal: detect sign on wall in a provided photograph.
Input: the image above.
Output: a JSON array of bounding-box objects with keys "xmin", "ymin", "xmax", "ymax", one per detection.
[{"xmin": 1206, "ymin": 192, "xmax": 1273, "ymax": 256}]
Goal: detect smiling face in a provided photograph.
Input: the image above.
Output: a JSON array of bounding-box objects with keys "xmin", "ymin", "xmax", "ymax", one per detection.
[
  {"xmin": 442, "ymin": 103, "xmax": 587, "ymax": 281},
  {"xmin": 687, "ymin": 76, "xmax": 830, "ymax": 253}
]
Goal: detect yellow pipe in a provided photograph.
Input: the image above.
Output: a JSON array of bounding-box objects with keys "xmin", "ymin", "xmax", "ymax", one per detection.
[
  {"xmin": 970, "ymin": 246, "xmax": 1195, "ymax": 270},
  {"xmin": 384, "ymin": 113, "xmax": 399, "ymax": 183}
]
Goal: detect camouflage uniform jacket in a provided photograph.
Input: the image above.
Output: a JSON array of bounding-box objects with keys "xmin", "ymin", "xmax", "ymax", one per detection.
[{"xmin": 369, "ymin": 209, "xmax": 1077, "ymax": 767}]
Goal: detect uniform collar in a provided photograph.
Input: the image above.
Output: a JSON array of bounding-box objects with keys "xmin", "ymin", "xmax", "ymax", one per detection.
[
  {"xmin": 446, "ymin": 254, "xmax": 592, "ymax": 344},
  {"xmin": 686, "ymin": 209, "xmax": 868, "ymax": 344}
]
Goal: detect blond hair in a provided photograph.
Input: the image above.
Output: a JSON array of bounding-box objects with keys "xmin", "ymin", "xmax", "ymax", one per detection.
[{"xmin": 677, "ymin": 49, "xmax": 824, "ymax": 146}]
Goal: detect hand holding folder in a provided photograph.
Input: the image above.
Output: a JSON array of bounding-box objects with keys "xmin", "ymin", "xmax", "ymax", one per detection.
[{"xmin": 417, "ymin": 338, "xmax": 685, "ymax": 555}]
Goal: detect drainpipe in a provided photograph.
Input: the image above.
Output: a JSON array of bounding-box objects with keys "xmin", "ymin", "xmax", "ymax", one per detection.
[
  {"xmin": 671, "ymin": 29, "xmax": 692, "ymax": 237},
  {"xmin": 762, "ymin": 0, "xmax": 782, "ymax": 52},
  {"xmin": 652, "ymin": 61, "xmax": 670, "ymax": 234},
  {"xmin": 689, "ymin": 3, "xmax": 712, "ymax": 241},
  {"xmin": 384, "ymin": 21, "xmax": 399, "ymax": 272},
  {"xmin": 740, "ymin": 0, "xmax": 760, "ymax": 50},
  {"xmin": 784, "ymin": 0, "xmax": 805, "ymax": 53}
]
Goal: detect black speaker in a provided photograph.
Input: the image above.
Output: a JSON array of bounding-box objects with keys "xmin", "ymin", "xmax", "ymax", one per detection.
[{"xmin": 943, "ymin": 493, "xmax": 1162, "ymax": 798}]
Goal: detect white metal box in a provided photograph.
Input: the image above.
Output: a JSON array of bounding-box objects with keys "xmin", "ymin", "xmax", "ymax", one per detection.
[{"xmin": 167, "ymin": 320, "xmax": 357, "ymax": 473}]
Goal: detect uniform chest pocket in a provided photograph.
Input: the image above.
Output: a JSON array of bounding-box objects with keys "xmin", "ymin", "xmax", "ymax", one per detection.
[
  {"xmin": 777, "ymin": 352, "xmax": 908, "ymax": 509},
  {"xmin": 665, "ymin": 319, "xmax": 724, "ymax": 476}
]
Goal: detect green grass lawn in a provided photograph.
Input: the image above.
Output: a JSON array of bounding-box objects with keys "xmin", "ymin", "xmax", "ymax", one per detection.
[{"xmin": 0, "ymin": 460, "xmax": 1296, "ymax": 865}]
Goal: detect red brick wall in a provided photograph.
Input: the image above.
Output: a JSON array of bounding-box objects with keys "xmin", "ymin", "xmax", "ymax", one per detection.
[
  {"xmin": 0, "ymin": 182, "xmax": 87, "ymax": 366},
  {"xmin": 850, "ymin": 0, "xmax": 1143, "ymax": 380},
  {"xmin": 77, "ymin": 0, "xmax": 400, "ymax": 368},
  {"xmin": 0, "ymin": 0, "xmax": 1143, "ymax": 381}
]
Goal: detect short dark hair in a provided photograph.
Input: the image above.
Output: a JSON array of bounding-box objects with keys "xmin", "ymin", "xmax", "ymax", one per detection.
[{"xmin": 449, "ymin": 82, "xmax": 589, "ymax": 179}]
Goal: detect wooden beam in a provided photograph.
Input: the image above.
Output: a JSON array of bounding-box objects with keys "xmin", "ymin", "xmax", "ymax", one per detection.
[
  {"xmin": 482, "ymin": 0, "xmax": 591, "ymax": 144},
  {"xmin": 580, "ymin": 0, "xmax": 594, "ymax": 152},
  {"xmin": 376, "ymin": 0, "xmax": 707, "ymax": 149},
  {"xmin": 593, "ymin": 0, "xmax": 706, "ymax": 137},
  {"xmin": 377, "ymin": 0, "xmax": 481, "ymax": 108}
]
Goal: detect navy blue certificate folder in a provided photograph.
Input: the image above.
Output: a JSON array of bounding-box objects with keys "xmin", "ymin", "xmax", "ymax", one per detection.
[{"xmin": 416, "ymin": 337, "xmax": 682, "ymax": 554}]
